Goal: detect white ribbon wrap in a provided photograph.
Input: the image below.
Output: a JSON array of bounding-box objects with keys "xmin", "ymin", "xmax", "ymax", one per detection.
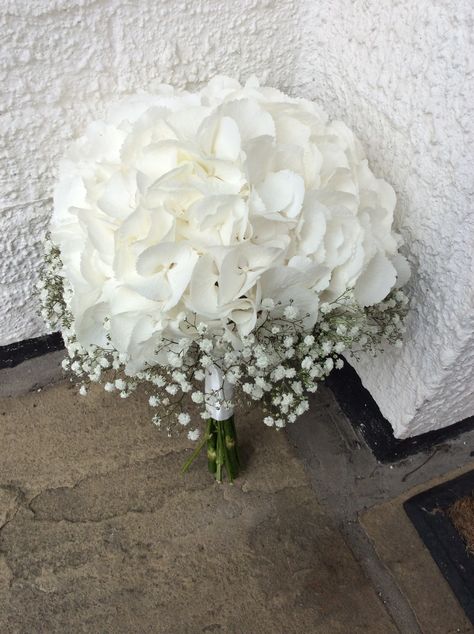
[{"xmin": 205, "ymin": 364, "xmax": 234, "ymax": 421}]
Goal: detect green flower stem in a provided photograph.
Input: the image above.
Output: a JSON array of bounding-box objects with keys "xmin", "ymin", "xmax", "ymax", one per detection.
[
  {"xmin": 206, "ymin": 418, "xmax": 217, "ymax": 474},
  {"xmin": 182, "ymin": 415, "xmax": 240, "ymax": 483}
]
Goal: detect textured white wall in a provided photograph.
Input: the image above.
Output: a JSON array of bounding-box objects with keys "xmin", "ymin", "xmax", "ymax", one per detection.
[
  {"xmin": 297, "ymin": 0, "xmax": 474, "ymax": 437},
  {"xmin": 0, "ymin": 0, "xmax": 299, "ymax": 344},
  {"xmin": 1, "ymin": 0, "xmax": 473, "ymax": 437}
]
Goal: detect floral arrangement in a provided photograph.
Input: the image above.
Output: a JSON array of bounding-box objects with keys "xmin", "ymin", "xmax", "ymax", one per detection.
[{"xmin": 39, "ymin": 76, "xmax": 410, "ymax": 482}]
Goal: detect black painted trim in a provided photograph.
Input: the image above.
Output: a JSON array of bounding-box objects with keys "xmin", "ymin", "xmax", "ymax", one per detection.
[
  {"xmin": 404, "ymin": 469, "xmax": 474, "ymax": 624},
  {"xmin": 0, "ymin": 332, "xmax": 64, "ymax": 370},
  {"xmin": 325, "ymin": 362, "xmax": 474, "ymax": 463}
]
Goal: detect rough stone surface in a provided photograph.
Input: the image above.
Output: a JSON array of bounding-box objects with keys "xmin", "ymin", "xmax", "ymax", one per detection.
[
  {"xmin": 2, "ymin": 0, "xmax": 473, "ymax": 436},
  {"xmin": 0, "ymin": 381, "xmax": 397, "ymax": 633},
  {"xmin": 288, "ymin": 384, "xmax": 474, "ymax": 632},
  {"xmin": 361, "ymin": 472, "xmax": 474, "ymax": 633}
]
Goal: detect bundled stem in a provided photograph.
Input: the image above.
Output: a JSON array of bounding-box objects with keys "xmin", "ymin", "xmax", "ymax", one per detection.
[
  {"xmin": 208, "ymin": 416, "xmax": 240, "ymax": 483},
  {"xmin": 182, "ymin": 416, "xmax": 240, "ymax": 483}
]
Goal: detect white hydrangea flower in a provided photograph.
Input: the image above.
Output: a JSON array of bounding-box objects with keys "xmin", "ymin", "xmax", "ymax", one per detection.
[{"xmin": 50, "ymin": 76, "xmax": 408, "ymax": 373}]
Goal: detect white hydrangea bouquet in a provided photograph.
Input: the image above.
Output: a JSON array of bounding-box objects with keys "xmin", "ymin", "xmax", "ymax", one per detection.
[{"xmin": 39, "ymin": 76, "xmax": 410, "ymax": 482}]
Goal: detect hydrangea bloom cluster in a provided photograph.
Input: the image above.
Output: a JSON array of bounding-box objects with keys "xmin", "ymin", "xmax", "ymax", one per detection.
[
  {"xmin": 39, "ymin": 76, "xmax": 410, "ymax": 450},
  {"xmin": 49, "ymin": 76, "xmax": 409, "ymax": 375}
]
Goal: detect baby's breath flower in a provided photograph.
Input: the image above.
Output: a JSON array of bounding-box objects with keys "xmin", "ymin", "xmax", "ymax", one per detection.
[
  {"xmin": 283, "ymin": 305, "xmax": 298, "ymax": 319},
  {"xmin": 187, "ymin": 428, "xmax": 201, "ymax": 441},
  {"xmin": 261, "ymin": 298, "xmax": 275, "ymax": 310},
  {"xmin": 178, "ymin": 412, "xmax": 191, "ymax": 426}
]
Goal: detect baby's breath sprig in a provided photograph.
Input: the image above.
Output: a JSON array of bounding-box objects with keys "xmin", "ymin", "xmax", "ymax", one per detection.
[{"xmin": 38, "ymin": 239, "xmax": 409, "ymax": 436}]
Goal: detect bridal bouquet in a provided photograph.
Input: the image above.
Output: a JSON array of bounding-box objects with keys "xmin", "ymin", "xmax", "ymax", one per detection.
[{"xmin": 39, "ymin": 76, "xmax": 410, "ymax": 482}]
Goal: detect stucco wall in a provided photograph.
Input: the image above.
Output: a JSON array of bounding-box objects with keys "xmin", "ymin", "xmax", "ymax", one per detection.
[
  {"xmin": 1, "ymin": 0, "xmax": 473, "ymax": 437},
  {"xmin": 1, "ymin": 0, "xmax": 299, "ymax": 344},
  {"xmin": 298, "ymin": 0, "xmax": 474, "ymax": 437}
]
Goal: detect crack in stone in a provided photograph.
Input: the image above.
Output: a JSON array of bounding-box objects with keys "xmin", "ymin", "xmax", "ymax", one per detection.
[{"xmin": 0, "ymin": 484, "xmax": 28, "ymax": 533}]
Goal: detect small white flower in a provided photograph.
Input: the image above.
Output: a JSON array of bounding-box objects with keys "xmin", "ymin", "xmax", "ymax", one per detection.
[
  {"xmin": 335, "ymin": 359, "xmax": 344, "ymax": 369},
  {"xmin": 320, "ymin": 303, "xmax": 331, "ymax": 314},
  {"xmin": 61, "ymin": 358, "xmax": 70, "ymax": 371},
  {"xmin": 194, "ymin": 369, "xmax": 205, "ymax": 381},
  {"xmin": 167, "ymin": 352, "xmax": 183, "ymax": 368},
  {"xmin": 165, "ymin": 384, "xmax": 178, "ymax": 395},
  {"xmin": 178, "ymin": 412, "xmax": 191, "ymax": 426},
  {"xmin": 283, "ymin": 336, "xmax": 294, "ymax": 348},
  {"xmin": 273, "ymin": 366, "xmax": 285, "ymax": 381},
  {"xmin": 196, "ymin": 322, "xmax": 208, "ymax": 335},
  {"xmin": 321, "ymin": 341, "xmax": 332, "ymax": 355},
  {"xmin": 324, "ymin": 358, "xmax": 334, "ymax": 372},
  {"xmin": 200, "ymin": 355, "xmax": 212, "ymax": 368},
  {"xmin": 285, "ymin": 368, "xmax": 296, "ymax": 378},
  {"xmin": 149, "ymin": 395, "xmax": 160, "ymax": 407},
  {"xmin": 251, "ymin": 386, "xmax": 263, "ymax": 399},
  {"xmin": 104, "ymin": 382, "xmax": 115, "ymax": 392},
  {"xmin": 261, "ymin": 298, "xmax": 275, "ymax": 311},
  {"xmin": 283, "ymin": 305, "xmax": 298, "ymax": 319},
  {"xmin": 296, "ymin": 400, "xmax": 309, "ymax": 416},
  {"xmin": 263, "ymin": 416, "xmax": 274, "ymax": 427},
  {"xmin": 115, "ymin": 378, "xmax": 126, "ymax": 390},
  {"xmin": 79, "ymin": 385, "xmax": 87, "ymax": 396},
  {"xmin": 191, "ymin": 391, "xmax": 204, "ymax": 403},
  {"xmin": 187, "ymin": 428, "xmax": 201, "ymax": 441},
  {"xmin": 334, "ymin": 342, "xmax": 345, "ymax": 354},
  {"xmin": 304, "ymin": 335, "xmax": 315, "ymax": 346},
  {"xmin": 275, "ymin": 419, "xmax": 286, "ymax": 428},
  {"xmin": 199, "ymin": 339, "xmax": 213, "ymax": 353},
  {"xmin": 301, "ymin": 356, "xmax": 313, "ymax": 370}
]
